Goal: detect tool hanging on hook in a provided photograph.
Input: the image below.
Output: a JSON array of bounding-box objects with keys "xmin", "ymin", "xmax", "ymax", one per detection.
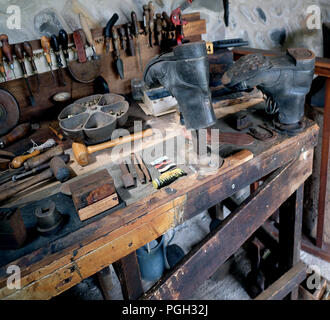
[
  {"xmin": 170, "ymin": 0, "xmax": 193, "ymax": 45},
  {"xmin": 0, "ymin": 34, "xmax": 16, "ymax": 78}
]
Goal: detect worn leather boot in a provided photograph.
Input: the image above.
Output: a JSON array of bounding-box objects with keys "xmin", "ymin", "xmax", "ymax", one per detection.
[
  {"xmin": 144, "ymin": 42, "xmax": 216, "ymax": 130},
  {"xmin": 222, "ymin": 48, "xmax": 315, "ymax": 134}
]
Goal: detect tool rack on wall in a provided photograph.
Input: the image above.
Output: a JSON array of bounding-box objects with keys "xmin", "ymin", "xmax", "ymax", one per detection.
[{"xmin": 0, "ymin": 13, "xmax": 206, "ymax": 124}]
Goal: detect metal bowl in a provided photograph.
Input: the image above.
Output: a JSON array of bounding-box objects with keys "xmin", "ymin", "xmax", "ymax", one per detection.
[{"xmin": 58, "ymin": 93, "xmax": 129, "ymax": 145}]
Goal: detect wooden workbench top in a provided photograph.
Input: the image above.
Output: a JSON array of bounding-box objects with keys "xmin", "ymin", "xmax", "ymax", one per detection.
[{"xmin": 0, "ymin": 102, "xmax": 319, "ymax": 300}]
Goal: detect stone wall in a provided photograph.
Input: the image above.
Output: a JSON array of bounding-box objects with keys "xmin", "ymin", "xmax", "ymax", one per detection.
[{"xmin": 0, "ymin": 0, "xmax": 329, "ymax": 56}]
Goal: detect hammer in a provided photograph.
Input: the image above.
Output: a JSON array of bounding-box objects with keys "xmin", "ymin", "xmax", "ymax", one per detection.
[
  {"xmin": 72, "ymin": 129, "xmax": 153, "ymax": 166},
  {"xmin": 0, "ymin": 155, "xmax": 71, "ymax": 204}
]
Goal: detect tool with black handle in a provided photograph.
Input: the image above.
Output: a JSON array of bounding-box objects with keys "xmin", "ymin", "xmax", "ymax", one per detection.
[
  {"xmin": 126, "ymin": 24, "xmax": 135, "ymax": 57},
  {"xmin": 212, "ymin": 38, "xmax": 249, "ymax": 49},
  {"xmin": 0, "ymin": 34, "xmax": 16, "ymax": 78},
  {"xmin": 23, "ymin": 41, "xmax": 40, "ymax": 92},
  {"xmin": 41, "ymin": 36, "xmax": 56, "ymax": 84},
  {"xmin": 50, "ymin": 35, "xmax": 66, "ymax": 87},
  {"xmin": 14, "ymin": 44, "xmax": 35, "ymax": 106},
  {"xmin": 223, "ymin": 0, "xmax": 229, "ymax": 27},
  {"xmin": 112, "ymin": 28, "xmax": 124, "ymax": 79},
  {"xmin": 148, "ymin": 2, "xmax": 155, "ymax": 48},
  {"xmin": 0, "ymin": 47, "xmax": 7, "ymax": 81},
  {"xmin": 58, "ymin": 29, "xmax": 69, "ymax": 63},
  {"xmin": 12, "ymin": 154, "xmax": 70, "ymax": 182},
  {"xmin": 131, "ymin": 11, "xmax": 143, "ymax": 72},
  {"xmin": 105, "ymin": 13, "xmax": 119, "ymax": 53}
]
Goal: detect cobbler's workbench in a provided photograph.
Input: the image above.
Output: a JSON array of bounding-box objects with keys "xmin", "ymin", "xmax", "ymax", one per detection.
[{"xmin": 0, "ymin": 102, "xmax": 319, "ymax": 300}]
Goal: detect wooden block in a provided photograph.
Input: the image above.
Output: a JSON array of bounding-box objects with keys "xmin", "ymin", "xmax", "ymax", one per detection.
[
  {"xmin": 69, "ymin": 169, "xmax": 116, "ymax": 213},
  {"xmin": 78, "ymin": 193, "xmax": 119, "ymax": 221}
]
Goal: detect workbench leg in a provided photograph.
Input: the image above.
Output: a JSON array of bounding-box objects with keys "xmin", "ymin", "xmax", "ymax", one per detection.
[
  {"xmin": 279, "ymin": 185, "xmax": 304, "ymax": 300},
  {"xmin": 97, "ymin": 266, "xmax": 114, "ymax": 300},
  {"xmin": 113, "ymin": 251, "xmax": 144, "ymax": 300},
  {"xmin": 316, "ymin": 77, "xmax": 330, "ymax": 248}
]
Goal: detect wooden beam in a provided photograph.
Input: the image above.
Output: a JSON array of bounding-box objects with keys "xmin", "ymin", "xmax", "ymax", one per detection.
[
  {"xmin": 316, "ymin": 77, "xmax": 330, "ymax": 247},
  {"xmin": 255, "ymin": 261, "xmax": 306, "ymax": 300},
  {"xmin": 113, "ymin": 252, "xmax": 144, "ymax": 300},
  {"xmin": 143, "ymin": 151, "xmax": 313, "ymax": 300}
]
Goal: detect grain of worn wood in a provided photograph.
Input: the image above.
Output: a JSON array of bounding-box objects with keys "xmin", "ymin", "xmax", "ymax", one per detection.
[
  {"xmin": 143, "ymin": 151, "xmax": 313, "ymax": 300},
  {"xmin": 0, "ymin": 125, "xmax": 319, "ymax": 300},
  {"xmin": 113, "ymin": 252, "xmax": 144, "ymax": 300},
  {"xmin": 255, "ymin": 261, "xmax": 306, "ymax": 300}
]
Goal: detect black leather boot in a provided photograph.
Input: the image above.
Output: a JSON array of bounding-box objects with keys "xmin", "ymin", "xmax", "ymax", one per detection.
[
  {"xmin": 222, "ymin": 48, "xmax": 315, "ymax": 134},
  {"xmin": 144, "ymin": 42, "xmax": 216, "ymax": 130}
]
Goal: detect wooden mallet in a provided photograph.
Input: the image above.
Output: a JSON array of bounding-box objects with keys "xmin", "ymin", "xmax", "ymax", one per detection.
[{"xmin": 72, "ymin": 129, "xmax": 153, "ymax": 166}]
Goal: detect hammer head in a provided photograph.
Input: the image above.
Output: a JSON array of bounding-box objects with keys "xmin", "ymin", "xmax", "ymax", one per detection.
[{"xmin": 72, "ymin": 141, "xmax": 89, "ymax": 166}]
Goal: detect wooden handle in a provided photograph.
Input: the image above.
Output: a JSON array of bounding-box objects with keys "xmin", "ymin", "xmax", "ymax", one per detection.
[
  {"xmin": 131, "ymin": 153, "xmax": 146, "ymax": 184},
  {"xmin": 79, "ymin": 13, "xmax": 94, "ymax": 48},
  {"xmin": 0, "ymin": 123, "xmax": 31, "ymax": 148},
  {"xmin": 0, "ymin": 34, "xmax": 13, "ymax": 64},
  {"xmin": 11, "ymin": 150, "xmax": 40, "ymax": 169},
  {"xmin": 23, "ymin": 41, "xmax": 33, "ymax": 57},
  {"xmin": 88, "ymin": 129, "xmax": 153, "ymax": 154},
  {"xmin": 149, "ymin": 2, "xmax": 155, "ymax": 28},
  {"xmin": 24, "ymin": 145, "xmax": 64, "ymax": 170},
  {"xmin": 41, "ymin": 36, "xmax": 52, "ymax": 64},
  {"xmin": 0, "ymin": 169, "xmax": 53, "ymax": 204},
  {"xmin": 14, "ymin": 43, "xmax": 24, "ymax": 61},
  {"xmin": 0, "ymin": 47, "xmax": 5, "ymax": 74}
]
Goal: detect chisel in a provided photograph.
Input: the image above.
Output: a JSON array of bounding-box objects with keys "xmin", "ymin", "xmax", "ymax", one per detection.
[
  {"xmin": 131, "ymin": 11, "xmax": 143, "ymax": 71},
  {"xmin": 0, "ymin": 34, "xmax": 16, "ymax": 78},
  {"xmin": 105, "ymin": 13, "xmax": 119, "ymax": 53},
  {"xmin": 58, "ymin": 29, "xmax": 69, "ymax": 63},
  {"xmin": 41, "ymin": 36, "xmax": 56, "ymax": 84},
  {"xmin": 112, "ymin": 28, "xmax": 124, "ymax": 79},
  {"xmin": 118, "ymin": 27, "xmax": 127, "ymax": 52},
  {"xmin": 50, "ymin": 35, "xmax": 66, "ymax": 86},
  {"xmin": 14, "ymin": 44, "xmax": 36, "ymax": 106},
  {"xmin": 23, "ymin": 41, "xmax": 40, "ymax": 92},
  {"xmin": 79, "ymin": 13, "xmax": 99, "ymax": 60}
]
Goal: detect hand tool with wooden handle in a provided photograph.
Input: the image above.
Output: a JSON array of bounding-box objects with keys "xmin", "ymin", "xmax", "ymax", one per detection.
[
  {"xmin": 156, "ymin": 13, "xmax": 162, "ymax": 46},
  {"xmin": 0, "ymin": 47, "xmax": 6, "ymax": 81},
  {"xmin": 131, "ymin": 153, "xmax": 146, "ymax": 184},
  {"xmin": 105, "ymin": 13, "xmax": 119, "ymax": 53},
  {"xmin": 73, "ymin": 29, "xmax": 87, "ymax": 63},
  {"xmin": 79, "ymin": 13, "xmax": 99, "ymax": 60},
  {"xmin": 126, "ymin": 24, "xmax": 135, "ymax": 57},
  {"xmin": 14, "ymin": 44, "xmax": 36, "ymax": 106},
  {"xmin": 112, "ymin": 28, "xmax": 124, "ymax": 79},
  {"xmin": 119, "ymin": 161, "xmax": 135, "ymax": 188},
  {"xmin": 0, "ymin": 34, "xmax": 16, "ymax": 78},
  {"xmin": 10, "ymin": 150, "xmax": 40, "ymax": 169},
  {"xmin": 58, "ymin": 29, "xmax": 69, "ymax": 62},
  {"xmin": 131, "ymin": 11, "xmax": 143, "ymax": 71},
  {"xmin": 0, "ymin": 123, "xmax": 31, "ymax": 149},
  {"xmin": 50, "ymin": 35, "xmax": 66, "ymax": 86},
  {"xmin": 148, "ymin": 2, "xmax": 155, "ymax": 48},
  {"xmin": 134, "ymin": 152, "xmax": 152, "ymax": 182},
  {"xmin": 0, "ymin": 168, "xmax": 54, "ymax": 203},
  {"xmin": 41, "ymin": 36, "xmax": 56, "ymax": 83},
  {"xmin": 118, "ymin": 27, "xmax": 127, "ymax": 51},
  {"xmin": 24, "ymin": 145, "xmax": 64, "ymax": 170},
  {"xmin": 49, "ymin": 125, "xmax": 64, "ymax": 140},
  {"xmin": 12, "ymin": 154, "xmax": 70, "ymax": 182},
  {"xmin": 23, "ymin": 41, "xmax": 40, "ymax": 92},
  {"xmin": 143, "ymin": 4, "xmax": 150, "ymax": 36},
  {"xmin": 73, "ymin": 128, "xmax": 153, "ymax": 166}
]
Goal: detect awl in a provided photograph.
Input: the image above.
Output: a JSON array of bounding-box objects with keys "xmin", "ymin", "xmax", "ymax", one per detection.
[
  {"xmin": 105, "ymin": 13, "xmax": 119, "ymax": 53},
  {"xmin": 50, "ymin": 35, "xmax": 66, "ymax": 86},
  {"xmin": 41, "ymin": 36, "xmax": 56, "ymax": 84},
  {"xmin": 23, "ymin": 42, "xmax": 40, "ymax": 92}
]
